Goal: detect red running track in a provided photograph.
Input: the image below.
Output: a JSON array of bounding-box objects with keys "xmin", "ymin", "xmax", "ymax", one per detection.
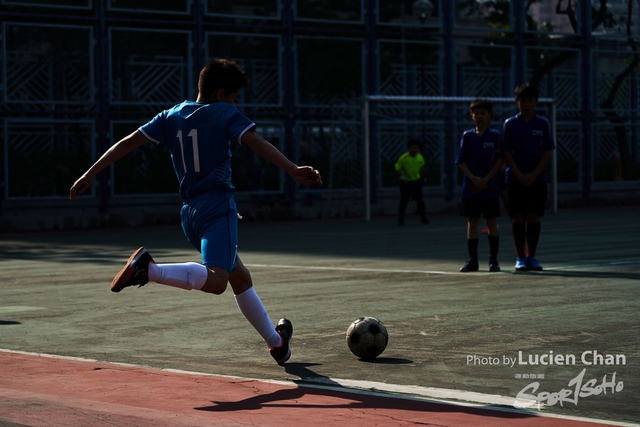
[{"xmin": 0, "ymin": 351, "xmax": 620, "ymax": 427}]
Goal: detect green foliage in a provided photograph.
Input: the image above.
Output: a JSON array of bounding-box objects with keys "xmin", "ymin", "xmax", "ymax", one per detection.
[{"xmin": 458, "ymin": 0, "xmax": 510, "ymax": 27}]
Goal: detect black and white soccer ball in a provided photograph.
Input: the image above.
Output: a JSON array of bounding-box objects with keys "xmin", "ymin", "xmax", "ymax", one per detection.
[{"xmin": 346, "ymin": 316, "xmax": 388, "ymax": 359}]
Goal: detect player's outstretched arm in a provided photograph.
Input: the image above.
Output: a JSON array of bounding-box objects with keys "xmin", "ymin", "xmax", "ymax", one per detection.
[
  {"xmin": 70, "ymin": 130, "xmax": 148, "ymax": 200},
  {"xmin": 242, "ymin": 131, "xmax": 322, "ymax": 186},
  {"xmin": 290, "ymin": 166, "xmax": 323, "ymax": 186}
]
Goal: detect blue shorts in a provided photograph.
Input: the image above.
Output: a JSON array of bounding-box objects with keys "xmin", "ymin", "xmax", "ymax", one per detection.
[{"xmin": 180, "ymin": 191, "xmax": 238, "ymax": 272}]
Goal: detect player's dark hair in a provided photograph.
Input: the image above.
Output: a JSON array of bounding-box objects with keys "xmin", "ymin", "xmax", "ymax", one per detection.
[
  {"xmin": 408, "ymin": 138, "xmax": 421, "ymax": 148},
  {"xmin": 198, "ymin": 58, "xmax": 249, "ymax": 98},
  {"xmin": 514, "ymin": 83, "xmax": 539, "ymax": 100},
  {"xmin": 469, "ymin": 99, "xmax": 493, "ymax": 115}
]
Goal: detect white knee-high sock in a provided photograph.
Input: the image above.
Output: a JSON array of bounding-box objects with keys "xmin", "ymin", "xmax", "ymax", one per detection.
[
  {"xmin": 147, "ymin": 262, "xmax": 207, "ymax": 291},
  {"xmin": 234, "ymin": 287, "xmax": 282, "ymax": 349}
]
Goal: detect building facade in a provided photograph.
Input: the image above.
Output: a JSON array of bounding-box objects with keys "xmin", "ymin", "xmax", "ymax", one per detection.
[{"xmin": 1, "ymin": 0, "xmax": 639, "ymax": 229}]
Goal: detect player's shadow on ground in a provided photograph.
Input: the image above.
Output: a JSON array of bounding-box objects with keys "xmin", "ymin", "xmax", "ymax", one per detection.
[
  {"xmin": 0, "ymin": 320, "xmax": 21, "ymax": 325},
  {"xmin": 283, "ymin": 362, "xmax": 336, "ymax": 383},
  {"xmin": 194, "ymin": 362, "xmax": 537, "ymax": 420}
]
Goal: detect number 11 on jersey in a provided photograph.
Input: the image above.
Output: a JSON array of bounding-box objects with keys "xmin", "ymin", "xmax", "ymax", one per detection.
[{"xmin": 177, "ymin": 129, "xmax": 200, "ymax": 173}]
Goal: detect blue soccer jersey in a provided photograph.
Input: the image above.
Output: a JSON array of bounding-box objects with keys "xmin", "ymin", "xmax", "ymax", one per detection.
[
  {"xmin": 139, "ymin": 101, "xmax": 255, "ymax": 199},
  {"xmin": 501, "ymin": 113, "xmax": 555, "ymax": 183},
  {"xmin": 455, "ymin": 127, "xmax": 502, "ymax": 199}
]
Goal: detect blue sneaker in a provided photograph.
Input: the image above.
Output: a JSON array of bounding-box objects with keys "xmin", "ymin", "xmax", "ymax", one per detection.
[
  {"xmin": 515, "ymin": 257, "xmax": 528, "ymax": 271},
  {"xmin": 527, "ymin": 256, "xmax": 543, "ymax": 271},
  {"xmin": 489, "ymin": 257, "xmax": 501, "ymax": 272}
]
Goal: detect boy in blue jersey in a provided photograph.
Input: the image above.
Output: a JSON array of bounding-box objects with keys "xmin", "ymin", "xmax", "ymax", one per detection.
[
  {"xmin": 501, "ymin": 84, "xmax": 555, "ymax": 271},
  {"xmin": 70, "ymin": 58, "xmax": 322, "ymax": 365},
  {"xmin": 455, "ymin": 99, "xmax": 503, "ymax": 272}
]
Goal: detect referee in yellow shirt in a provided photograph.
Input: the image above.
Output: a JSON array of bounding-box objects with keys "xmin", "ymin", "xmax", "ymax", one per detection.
[{"xmin": 395, "ymin": 138, "xmax": 429, "ymax": 226}]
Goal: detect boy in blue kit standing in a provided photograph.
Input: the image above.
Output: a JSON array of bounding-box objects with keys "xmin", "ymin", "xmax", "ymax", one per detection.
[
  {"xmin": 501, "ymin": 84, "xmax": 555, "ymax": 271},
  {"xmin": 70, "ymin": 59, "xmax": 322, "ymax": 365},
  {"xmin": 455, "ymin": 99, "xmax": 503, "ymax": 272}
]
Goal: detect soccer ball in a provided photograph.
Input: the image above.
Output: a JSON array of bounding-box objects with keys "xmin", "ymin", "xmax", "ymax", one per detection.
[{"xmin": 346, "ymin": 317, "xmax": 388, "ymax": 359}]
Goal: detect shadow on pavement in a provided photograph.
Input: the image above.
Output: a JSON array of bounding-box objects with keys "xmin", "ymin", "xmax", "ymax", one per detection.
[{"xmin": 195, "ymin": 362, "xmax": 537, "ymax": 421}]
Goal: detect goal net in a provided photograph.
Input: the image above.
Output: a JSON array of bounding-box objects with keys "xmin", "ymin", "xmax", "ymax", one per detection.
[{"xmin": 362, "ymin": 95, "xmax": 557, "ymax": 221}]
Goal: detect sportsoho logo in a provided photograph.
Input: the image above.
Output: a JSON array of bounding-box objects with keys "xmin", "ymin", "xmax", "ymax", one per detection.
[{"xmin": 466, "ymin": 350, "xmax": 626, "ymax": 409}]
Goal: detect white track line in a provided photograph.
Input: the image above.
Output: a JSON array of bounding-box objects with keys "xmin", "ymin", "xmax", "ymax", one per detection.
[
  {"xmin": 246, "ymin": 263, "xmax": 467, "ymax": 275},
  {"xmin": 246, "ymin": 262, "xmax": 639, "ymax": 275},
  {"xmin": 1, "ymin": 349, "xmax": 636, "ymax": 427}
]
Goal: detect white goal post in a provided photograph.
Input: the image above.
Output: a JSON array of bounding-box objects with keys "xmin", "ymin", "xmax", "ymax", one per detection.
[{"xmin": 361, "ymin": 95, "xmax": 557, "ymax": 222}]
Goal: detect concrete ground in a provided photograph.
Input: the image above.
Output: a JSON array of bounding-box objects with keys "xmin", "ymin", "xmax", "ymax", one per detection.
[{"xmin": 0, "ymin": 206, "xmax": 638, "ymax": 426}]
